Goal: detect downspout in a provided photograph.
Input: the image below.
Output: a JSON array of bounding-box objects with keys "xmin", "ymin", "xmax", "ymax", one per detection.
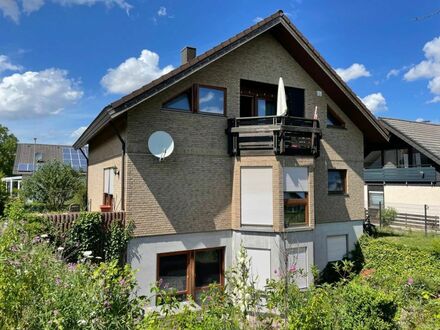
[
  {"xmin": 78, "ymin": 147, "xmax": 89, "ymax": 210},
  {"xmin": 110, "ymin": 121, "xmax": 126, "ymax": 211}
]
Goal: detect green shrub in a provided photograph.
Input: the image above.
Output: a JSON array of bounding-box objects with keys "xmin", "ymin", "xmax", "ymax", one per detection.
[
  {"xmin": 0, "ymin": 209, "xmax": 144, "ymax": 329},
  {"xmin": 64, "ymin": 212, "xmax": 133, "ymax": 264},
  {"xmin": 104, "ymin": 220, "xmax": 134, "ymax": 263},
  {"xmin": 381, "ymin": 207, "xmax": 397, "ymax": 226},
  {"xmin": 21, "ymin": 160, "xmax": 81, "ymax": 211},
  {"xmin": 64, "ymin": 212, "xmax": 106, "ymax": 261},
  {"xmin": 336, "ymin": 282, "xmax": 398, "ymax": 330}
]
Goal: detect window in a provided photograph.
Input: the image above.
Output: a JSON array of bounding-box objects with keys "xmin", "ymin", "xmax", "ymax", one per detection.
[
  {"xmin": 397, "ymin": 149, "xmax": 409, "ymax": 168},
  {"xmin": 368, "ymin": 191, "xmax": 384, "ymax": 209},
  {"xmin": 284, "ymin": 167, "xmax": 308, "ymax": 227},
  {"xmin": 247, "ymin": 248, "xmax": 271, "ymax": 290},
  {"xmin": 239, "ymin": 79, "xmax": 305, "ymax": 117},
  {"xmin": 162, "ymin": 85, "xmax": 226, "ymax": 115},
  {"xmin": 257, "ymin": 98, "xmax": 276, "ymax": 116},
  {"xmin": 157, "ymin": 248, "xmax": 224, "ymax": 303},
  {"xmin": 328, "ymin": 169, "xmax": 347, "ymax": 194},
  {"xmin": 327, "ymin": 235, "xmax": 348, "ymax": 262},
  {"xmin": 162, "ymin": 88, "xmax": 192, "ymax": 111},
  {"xmin": 103, "ymin": 168, "xmax": 115, "ymax": 206},
  {"xmin": 198, "ymin": 86, "xmax": 225, "ymax": 115},
  {"xmin": 158, "ymin": 253, "xmax": 189, "ymax": 301},
  {"xmin": 285, "ymin": 87, "xmax": 305, "ymax": 117},
  {"xmin": 241, "ymin": 167, "xmax": 273, "ymax": 226},
  {"xmin": 326, "ymin": 106, "xmax": 345, "ymax": 128},
  {"xmin": 288, "ymin": 247, "xmax": 308, "ymax": 289}
]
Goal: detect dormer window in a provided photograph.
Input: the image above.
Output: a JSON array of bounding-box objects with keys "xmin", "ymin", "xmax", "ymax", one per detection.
[
  {"xmin": 326, "ymin": 106, "xmax": 345, "ymax": 128},
  {"xmin": 162, "ymin": 84, "xmax": 226, "ymax": 115}
]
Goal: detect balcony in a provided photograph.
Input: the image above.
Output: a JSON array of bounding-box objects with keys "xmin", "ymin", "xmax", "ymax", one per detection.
[
  {"xmin": 226, "ymin": 115, "xmax": 321, "ymax": 156},
  {"xmin": 364, "ymin": 166, "xmax": 437, "ymax": 183}
]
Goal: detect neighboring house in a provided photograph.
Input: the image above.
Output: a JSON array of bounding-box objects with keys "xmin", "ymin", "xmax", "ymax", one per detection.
[
  {"xmin": 2, "ymin": 143, "xmax": 88, "ymax": 195},
  {"xmin": 74, "ymin": 11, "xmax": 388, "ymax": 302},
  {"xmin": 364, "ymin": 118, "xmax": 440, "ymax": 215}
]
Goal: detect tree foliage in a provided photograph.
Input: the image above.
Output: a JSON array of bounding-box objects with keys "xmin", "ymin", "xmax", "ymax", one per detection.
[
  {"xmin": 22, "ymin": 160, "xmax": 81, "ymax": 211},
  {"xmin": 0, "ymin": 124, "xmax": 17, "ymax": 176}
]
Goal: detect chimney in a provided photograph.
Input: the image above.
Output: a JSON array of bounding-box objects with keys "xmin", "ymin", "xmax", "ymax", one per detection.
[{"xmin": 181, "ymin": 46, "xmax": 196, "ymax": 65}]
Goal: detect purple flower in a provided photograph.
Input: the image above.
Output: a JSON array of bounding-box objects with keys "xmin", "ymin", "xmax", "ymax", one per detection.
[
  {"xmin": 67, "ymin": 263, "xmax": 76, "ymax": 271},
  {"xmin": 103, "ymin": 300, "xmax": 111, "ymax": 309},
  {"xmin": 289, "ymin": 264, "xmax": 297, "ymax": 273},
  {"xmin": 32, "ymin": 236, "xmax": 41, "ymax": 244},
  {"xmin": 119, "ymin": 278, "xmax": 126, "ymax": 286},
  {"xmin": 407, "ymin": 277, "xmax": 414, "ymax": 285},
  {"xmin": 55, "ymin": 276, "xmax": 62, "ymax": 286}
]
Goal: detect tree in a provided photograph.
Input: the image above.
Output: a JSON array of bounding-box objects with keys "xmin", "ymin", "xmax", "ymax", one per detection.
[
  {"xmin": 22, "ymin": 161, "xmax": 81, "ymax": 211},
  {"xmin": 0, "ymin": 125, "xmax": 18, "ymax": 176}
]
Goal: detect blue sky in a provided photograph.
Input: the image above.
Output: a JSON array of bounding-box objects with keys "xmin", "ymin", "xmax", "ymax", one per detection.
[{"xmin": 0, "ymin": 0, "xmax": 439, "ymax": 144}]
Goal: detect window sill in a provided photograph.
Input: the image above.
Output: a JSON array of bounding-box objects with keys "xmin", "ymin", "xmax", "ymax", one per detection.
[
  {"xmin": 328, "ymin": 192, "xmax": 349, "ymax": 197},
  {"xmin": 239, "ymin": 225, "xmax": 275, "ymax": 233},
  {"xmin": 284, "ymin": 226, "xmax": 314, "ymax": 232}
]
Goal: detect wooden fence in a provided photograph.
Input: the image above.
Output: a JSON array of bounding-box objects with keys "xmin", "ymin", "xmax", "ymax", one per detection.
[
  {"xmin": 366, "ymin": 208, "xmax": 439, "ymax": 234},
  {"xmin": 42, "ymin": 211, "xmax": 126, "ymax": 233}
]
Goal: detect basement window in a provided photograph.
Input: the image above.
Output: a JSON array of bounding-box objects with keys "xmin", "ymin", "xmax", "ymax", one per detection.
[
  {"xmin": 157, "ymin": 248, "xmax": 224, "ymax": 304},
  {"xmin": 326, "ymin": 106, "xmax": 345, "ymax": 128}
]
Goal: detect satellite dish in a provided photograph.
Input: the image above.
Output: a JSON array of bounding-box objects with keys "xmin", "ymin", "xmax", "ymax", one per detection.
[{"xmin": 148, "ymin": 131, "xmax": 174, "ymax": 161}]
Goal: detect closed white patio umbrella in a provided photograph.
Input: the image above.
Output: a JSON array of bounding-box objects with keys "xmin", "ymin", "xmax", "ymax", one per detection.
[{"xmin": 277, "ymin": 77, "xmax": 288, "ymax": 116}]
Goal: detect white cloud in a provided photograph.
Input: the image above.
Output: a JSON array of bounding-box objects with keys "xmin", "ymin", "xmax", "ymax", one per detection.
[
  {"xmin": 0, "ymin": 0, "xmax": 132, "ymax": 23},
  {"xmin": 71, "ymin": 126, "xmax": 87, "ymax": 139},
  {"xmin": 0, "ymin": 68, "xmax": 83, "ymax": 119},
  {"xmin": 157, "ymin": 6, "xmax": 166, "ymax": 16},
  {"xmin": 428, "ymin": 96, "xmax": 440, "ymax": 104},
  {"xmin": 0, "ymin": 54, "xmax": 22, "ymax": 73},
  {"xmin": 415, "ymin": 118, "xmax": 425, "ymax": 122},
  {"xmin": 0, "ymin": 0, "xmax": 20, "ymax": 23},
  {"xmin": 253, "ymin": 16, "xmax": 263, "ymax": 23},
  {"xmin": 335, "ymin": 63, "xmax": 371, "ymax": 82},
  {"xmin": 386, "ymin": 69, "xmax": 399, "ymax": 79},
  {"xmin": 404, "ymin": 36, "xmax": 440, "ymax": 103},
  {"xmin": 101, "ymin": 49, "xmax": 174, "ymax": 94},
  {"xmin": 361, "ymin": 92, "xmax": 387, "ymax": 113}
]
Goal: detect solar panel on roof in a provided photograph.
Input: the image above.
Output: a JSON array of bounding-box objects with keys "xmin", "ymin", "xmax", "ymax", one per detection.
[{"xmin": 61, "ymin": 147, "xmax": 87, "ymax": 172}]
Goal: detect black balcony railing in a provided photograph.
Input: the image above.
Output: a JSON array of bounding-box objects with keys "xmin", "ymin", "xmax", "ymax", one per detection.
[
  {"xmin": 364, "ymin": 166, "xmax": 437, "ymax": 183},
  {"xmin": 226, "ymin": 115, "xmax": 321, "ymax": 156}
]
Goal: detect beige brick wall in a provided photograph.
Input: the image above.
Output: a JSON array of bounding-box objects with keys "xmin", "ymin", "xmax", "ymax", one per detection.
[
  {"xmin": 88, "ymin": 31, "xmax": 365, "ymax": 236},
  {"xmin": 88, "ymin": 156, "xmax": 123, "ymax": 211},
  {"xmin": 231, "ymin": 156, "xmax": 315, "ymax": 232}
]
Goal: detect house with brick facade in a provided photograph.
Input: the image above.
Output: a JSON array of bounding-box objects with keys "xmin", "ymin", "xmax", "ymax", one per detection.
[{"xmin": 74, "ymin": 11, "xmax": 388, "ymax": 302}]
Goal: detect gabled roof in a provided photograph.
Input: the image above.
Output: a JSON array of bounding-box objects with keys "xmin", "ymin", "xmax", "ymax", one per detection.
[
  {"xmin": 380, "ymin": 118, "xmax": 440, "ymax": 166},
  {"xmin": 13, "ymin": 143, "xmax": 88, "ymax": 175},
  {"xmin": 74, "ymin": 10, "xmax": 389, "ymax": 148}
]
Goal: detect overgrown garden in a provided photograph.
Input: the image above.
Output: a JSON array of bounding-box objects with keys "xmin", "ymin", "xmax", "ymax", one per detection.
[{"xmin": 0, "ymin": 196, "xmax": 439, "ymax": 329}]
